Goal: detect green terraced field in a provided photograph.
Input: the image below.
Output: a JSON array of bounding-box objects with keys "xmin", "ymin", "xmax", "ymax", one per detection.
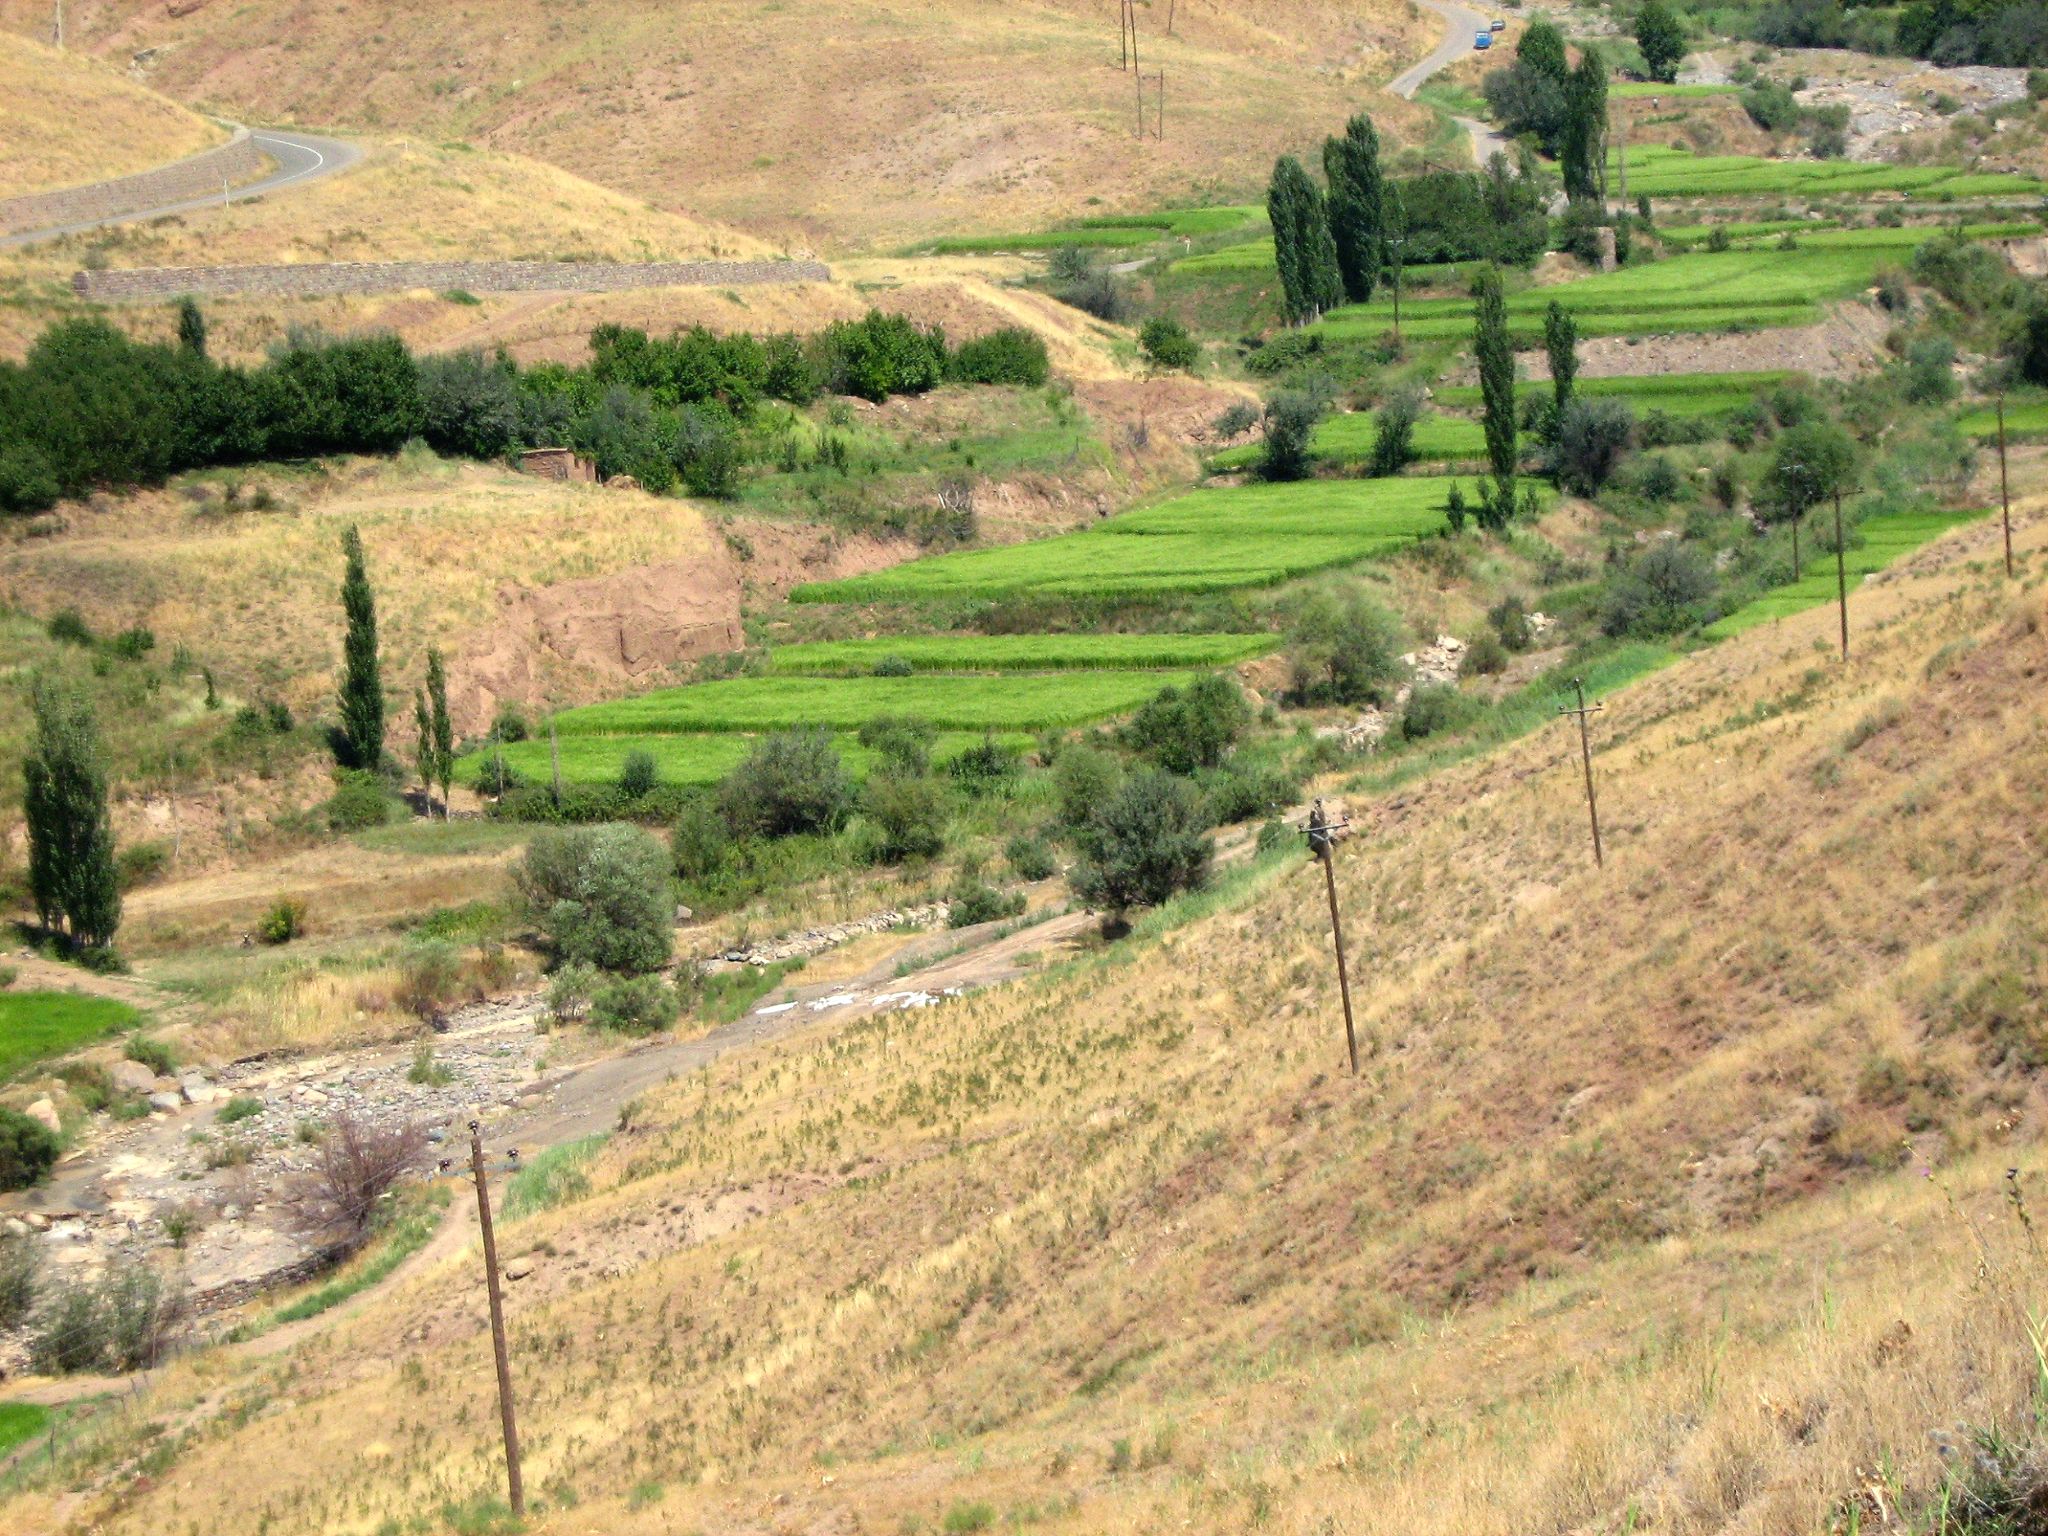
[
  {"xmin": 1703, "ymin": 507, "xmax": 1991, "ymax": 639},
  {"xmin": 1611, "ymin": 145, "xmax": 2048, "ymax": 200},
  {"xmin": 917, "ymin": 205, "xmax": 1261, "ymax": 255},
  {"xmin": 795, "ymin": 477, "xmax": 1469, "ymax": 603},
  {"xmin": 1959, "ymin": 398, "xmax": 2048, "ymax": 439},
  {"xmin": 1612, "ymin": 82, "xmax": 1738, "ymax": 98},
  {"xmin": 1319, "ymin": 245, "xmax": 1894, "ymax": 342},
  {"xmin": 766, "ymin": 633, "xmax": 1277, "ymax": 674},
  {"xmin": 0, "ymin": 992, "xmax": 144, "ymax": 1080},
  {"xmin": 460, "ymin": 730, "xmax": 1040, "ymax": 790}
]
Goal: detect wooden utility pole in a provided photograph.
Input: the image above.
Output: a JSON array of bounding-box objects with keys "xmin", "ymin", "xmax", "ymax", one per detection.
[
  {"xmin": 1305, "ymin": 799, "xmax": 1359, "ymax": 1075},
  {"xmin": 53, "ymin": 1, "xmax": 62, "ymax": 49},
  {"xmin": 1791, "ymin": 514, "xmax": 1801, "ymax": 582},
  {"xmin": 1558, "ymin": 680, "xmax": 1605, "ymax": 868},
  {"xmin": 1131, "ymin": 11, "xmax": 1143, "ymax": 136},
  {"xmin": 467, "ymin": 1123, "xmax": 525, "ymax": 1517},
  {"xmin": 1166, "ymin": 0, "xmax": 1177, "ymax": 34},
  {"xmin": 1832, "ymin": 486, "xmax": 1849, "ymax": 662},
  {"xmin": 1119, "ymin": 0, "xmax": 1134, "ymax": 70},
  {"xmin": 1998, "ymin": 392, "xmax": 2014, "ymax": 580},
  {"xmin": 547, "ymin": 714, "xmax": 563, "ymax": 809},
  {"xmin": 1156, "ymin": 70, "xmax": 1165, "ymax": 139}
]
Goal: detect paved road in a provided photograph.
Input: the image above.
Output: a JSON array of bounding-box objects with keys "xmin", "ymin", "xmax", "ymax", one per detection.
[
  {"xmin": 0, "ymin": 128, "xmax": 362, "ymax": 251},
  {"xmin": 1390, "ymin": 0, "xmax": 1516, "ymax": 168}
]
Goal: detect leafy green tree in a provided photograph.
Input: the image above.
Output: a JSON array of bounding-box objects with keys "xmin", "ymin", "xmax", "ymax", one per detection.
[
  {"xmin": 1266, "ymin": 156, "xmax": 1343, "ymax": 324},
  {"xmin": 1284, "ymin": 587, "xmax": 1406, "ymax": 705},
  {"xmin": 1138, "ymin": 317, "xmax": 1201, "ymax": 371},
  {"xmin": 1766, "ymin": 419, "xmax": 1857, "ymax": 520},
  {"xmin": 1544, "ymin": 301, "xmax": 1579, "ymax": 416},
  {"xmin": 1124, "ymin": 675, "xmax": 1250, "ymax": 774},
  {"xmin": 176, "ymin": 297, "xmax": 207, "ymax": 359},
  {"xmin": 337, "ymin": 525, "xmax": 385, "ymax": 770},
  {"xmin": 1554, "ymin": 398, "xmax": 1635, "ymax": 494},
  {"xmin": 1259, "ymin": 390, "xmax": 1326, "ymax": 482},
  {"xmin": 718, "ymin": 728, "xmax": 855, "ymax": 837},
  {"xmin": 517, "ymin": 823, "xmax": 674, "ymax": 975},
  {"xmin": 1636, "ymin": 0, "xmax": 1687, "ymax": 83},
  {"xmin": 23, "ymin": 678, "xmax": 120, "ymax": 951},
  {"xmin": 1562, "ymin": 51, "xmax": 1609, "ymax": 201},
  {"xmin": 862, "ymin": 769, "xmax": 949, "ymax": 862},
  {"xmin": 1070, "ymin": 770, "xmax": 1212, "ymax": 924},
  {"xmin": 1368, "ymin": 389, "xmax": 1421, "ymax": 477},
  {"xmin": 1322, "ymin": 113, "xmax": 1385, "ymax": 304},
  {"xmin": 1472, "ymin": 266, "xmax": 1518, "ymax": 526},
  {"xmin": 1520, "ymin": 17, "xmax": 1570, "ymax": 83}
]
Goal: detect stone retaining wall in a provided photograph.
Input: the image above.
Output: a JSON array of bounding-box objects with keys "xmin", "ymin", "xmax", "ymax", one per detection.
[
  {"xmin": 187, "ymin": 1236, "xmax": 358, "ymax": 1318},
  {"xmin": 74, "ymin": 257, "xmax": 833, "ymax": 301},
  {"xmin": 0, "ymin": 129, "xmax": 269, "ymax": 237}
]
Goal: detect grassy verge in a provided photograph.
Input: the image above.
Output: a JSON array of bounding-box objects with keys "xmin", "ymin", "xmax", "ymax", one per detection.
[
  {"xmin": 0, "ymin": 1404, "xmax": 50, "ymax": 1460},
  {"xmin": 0, "ymin": 993, "xmax": 144, "ymax": 1081},
  {"xmin": 462, "ymin": 729, "xmax": 1037, "ymax": 791},
  {"xmin": 1702, "ymin": 506, "xmax": 1991, "ymax": 639},
  {"xmin": 243, "ymin": 1183, "xmax": 452, "ymax": 1335},
  {"xmin": 502, "ymin": 1134, "xmax": 608, "ymax": 1221},
  {"xmin": 702, "ymin": 958, "xmax": 810, "ymax": 1026}
]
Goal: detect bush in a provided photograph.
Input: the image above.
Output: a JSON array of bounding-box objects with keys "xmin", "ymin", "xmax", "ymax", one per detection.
[
  {"xmin": 518, "ymin": 823, "xmax": 675, "ymax": 974},
  {"xmin": 1005, "ymin": 834, "xmax": 1058, "ymax": 881},
  {"xmin": 670, "ymin": 802, "xmax": 731, "ymax": 881},
  {"xmin": 1601, "ymin": 539, "xmax": 1717, "ymax": 636},
  {"xmin": 862, "ymin": 770, "xmax": 949, "ymax": 862},
  {"xmin": 1125, "ymin": 674, "xmax": 1249, "ymax": 774},
  {"xmin": 1212, "ymin": 401, "xmax": 1260, "ymax": 438},
  {"xmin": 1286, "ymin": 588, "xmax": 1406, "ymax": 705},
  {"xmin": 259, "ymin": 898, "xmax": 306, "ymax": 945},
  {"xmin": 1053, "ymin": 744, "xmax": 1123, "ymax": 832},
  {"xmin": 324, "ymin": 770, "xmax": 393, "ymax": 832},
  {"xmin": 858, "ymin": 714, "xmax": 936, "ymax": 773},
  {"xmin": 1054, "ymin": 267, "xmax": 1133, "ymax": 324},
  {"xmin": 125, "ymin": 1034, "xmax": 176, "ymax": 1076},
  {"xmin": 870, "ymin": 653, "xmax": 914, "ymax": 677},
  {"xmin": 1071, "ymin": 770, "xmax": 1212, "ymax": 921},
  {"xmin": 1400, "ymin": 683, "xmax": 1480, "ymax": 740},
  {"xmin": 822, "ymin": 311, "xmax": 948, "ymax": 402},
  {"xmin": 1259, "ymin": 391, "xmax": 1325, "ymax": 482},
  {"xmin": 45, "ymin": 608, "xmax": 93, "ymax": 646},
  {"xmin": 546, "ymin": 961, "xmax": 599, "ymax": 1025},
  {"xmin": 0, "ymin": 1107, "xmax": 60, "ymax": 1191},
  {"xmin": 718, "ymin": 729, "xmax": 856, "ymax": 838},
  {"xmin": 1554, "ymin": 398, "xmax": 1635, "ymax": 494},
  {"xmin": 298, "ymin": 1112, "xmax": 428, "ymax": 1236},
  {"xmin": 1203, "ymin": 761, "xmax": 1299, "ymax": 825},
  {"xmin": 1367, "ymin": 390, "xmax": 1422, "ymax": 477},
  {"xmin": 0, "ymin": 1234, "xmax": 37, "ymax": 1328},
  {"xmin": 1742, "ymin": 80, "xmax": 1802, "ymax": 132},
  {"xmin": 589, "ymin": 973, "xmax": 680, "ymax": 1034},
  {"xmin": 949, "ymin": 328, "xmax": 1051, "ymax": 386},
  {"xmin": 1138, "ymin": 317, "xmax": 1201, "ymax": 371},
  {"xmin": 418, "ymin": 350, "xmax": 521, "ymax": 461},
  {"xmin": 618, "ymin": 749, "xmax": 660, "ymax": 799},
  {"xmin": 946, "ymin": 876, "xmax": 1027, "ymax": 928},
  {"xmin": 0, "ymin": 443, "xmax": 60, "ymax": 514},
  {"xmin": 395, "ymin": 940, "xmax": 468, "ymax": 1019},
  {"xmin": 1488, "ymin": 594, "xmax": 1535, "ymax": 651},
  {"xmin": 1903, "ymin": 337, "xmax": 1958, "ymax": 405},
  {"xmin": 946, "ymin": 735, "xmax": 1020, "ymax": 794},
  {"xmin": 491, "ymin": 704, "xmax": 531, "ymax": 744},
  {"xmin": 1464, "ymin": 630, "xmax": 1510, "ymax": 675},
  {"xmin": 473, "ymin": 753, "xmax": 526, "ymax": 798}
]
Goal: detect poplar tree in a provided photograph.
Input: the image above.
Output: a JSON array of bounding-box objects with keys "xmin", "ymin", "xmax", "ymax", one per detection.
[
  {"xmin": 1545, "ymin": 301, "xmax": 1579, "ymax": 416},
  {"xmin": 1563, "ymin": 50, "xmax": 1610, "ymax": 202},
  {"xmin": 425, "ymin": 646, "xmax": 454, "ymax": 817},
  {"xmin": 1472, "ymin": 266, "xmax": 1517, "ymax": 528},
  {"xmin": 1322, "ymin": 113, "xmax": 1385, "ymax": 305},
  {"xmin": 23, "ymin": 679, "xmax": 120, "ymax": 950},
  {"xmin": 1267, "ymin": 156, "xmax": 1343, "ymax": 324},
  {"xmin": 337, "ymin": 525, "xmax": 385, "ymax": 770}
]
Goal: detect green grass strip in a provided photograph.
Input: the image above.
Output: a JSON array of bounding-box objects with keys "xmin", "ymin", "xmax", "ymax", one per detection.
[
  {"xmin": 458, "ymin": 729, "xmax": 1038, "ymax": 789},
  {"xmin": 0, "ymin": 1403, "xmax": 50, "ymax": 1460},
  {"xmin": 1702, "ymin": 506, "xmax": 1992, "ymax": 639},
  {"xmin": 503, "ymin": 1135, "xmax": 608, "ymax": 1221},
  {"xmin": 256, "ymin": 1184, "xmax": 451, "ymax": 1331},
  {"xmin": 0, "ymin": 993, "xmax": 144, "ymax": 1082},
  {"xmin": 766, "ymin": 633, "xmax": 1277, "ymax": 674}
]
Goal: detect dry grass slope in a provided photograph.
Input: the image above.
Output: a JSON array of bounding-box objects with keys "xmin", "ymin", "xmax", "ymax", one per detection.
[
  {"xmin": 8, "ymin": 506, "xmax": 2045, "ymax": 1535},
  {"xmin": 0, "ymin": 0, "xmax": 1435, "ymax": 247},
  {"xmin": 0, "ymin": 30, "xmax": 225, "ymax": 198}
]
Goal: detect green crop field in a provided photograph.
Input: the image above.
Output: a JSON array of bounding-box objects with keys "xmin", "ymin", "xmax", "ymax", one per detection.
[
  {"xmin": 1320, "ymin": 245, "xmax": 1897, "ymax": 342},
  {"xmin": 461, "ymin": 730, "xmax": 1041, "ymax": 789},
  {"xmin": 916, "ymin": 206, "xmax": 1261, "ymax": 255},
  {"xmin": 1610, "ymin": 144, "xmax": 2048, "ymax": 200},
  {"xmin": 550, "ymin": 672, "xmax": 1201, "ymax": 736},
  {"xmin": 766, "ymin": 633, "xmax": 1277, "ymax": 675},
  {"xmin": 0, "ymin": 991, "xmax": 144, "ymax": 1080},
  {"xmin": 1703, "ymin": 507, "xmax": 1990, "ymax": 639},
  {"xmin": 1613, "ymin": 82, "xmax": 1738, "ymax": 98},
  {"xmin": 1959, "ymin": 397, "xmax": 2048, "ymax": 439},
  {"xmin": 795, "ymin": 477, "xmax": 1475, "ymax": 603}
]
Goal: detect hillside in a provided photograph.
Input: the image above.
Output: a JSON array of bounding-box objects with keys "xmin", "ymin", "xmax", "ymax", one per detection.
[
  {"xmin": 0, "ymin": 0, "xmax": 1435, "ymax": 247},
  {"xmin": 5, "ymin": 498, "xmax": 2042, "ymax": 1534},
  {"xmin": 0, "ymin": 31, "xmax": 225, "ymax": 200}
]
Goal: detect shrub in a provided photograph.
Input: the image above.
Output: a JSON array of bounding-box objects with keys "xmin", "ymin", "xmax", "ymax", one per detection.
[
  {"xmin": 0, "ymin": 1234, "xmax": 37, "ymax": 1328},
  {"xmin": 417, "ymin": 350, "xmax": 521, "ymax": 460},
  {"xmin": 670, "ymin": 802, "xmax": 731, "ymax": 881},
  {"xmin": 216, "ymin": 1095, "xmax": 264, "ymax": 1124},
  {"xmin": 946, "ymin": 735, "xmax": 1019, "ymax": 794},
  {"xmin": 0, "ymin": 443, "xmax": 60, "ymax": 514},
  {"xmin": 1005, "ymin": 834, "xmax": 1058, "ymax": 881},
  {"xmin": 324, "ymin": 770, "xmax": 393, "ymax": 832},
  {"xmin": 546, "ymin": 961, "xmax": 599, "ymax": 1025},
  {"xmin": 106, "ymin": 626, "xmax": 154, "ymax": 660},
  {"xmin": 1400, "ymin": 683, "xmax": 1480, "ymax": 740},
  {"xmin": 718, "ymin": 729, "xmax": 856, "ymax": 838},
  {"xmin": 518, "ymin": 823, "xmax": 675, "ymax": 975},
  {"xmin": 949, "ymin": 328, "xmax": 1051, "ymax": 386},
  {"xmin": 45, "ymin": 608, "xmax": 93, "ymax": 646},
  {"xmin": 862, "ymin": 770, "xmax": 949, "ymax": 862},
  {"xmin": 1633, "ymin": 454, "xmax": 1684, "ymax": 504},
  {"xmin": 125, "ymin": 1034, "xmax": 176, "ymax": 1076},
  {"xmin": 297, "ymin": 1112, "xmax": 428, "ymax": 1236},
  {"xmin": 31, "ymin": 1278, "xmax": 109, "ymax": 1374},
  {"xmin": 858, "ymin": 714, "xmax": 936, "ymax": 773},
  {"xmin": 946, "ymin": 877, "xmax": 1027, "ymax": 929},
  {"xmin": 1259, "ymin": 391, "xmax": 1324, "ymax": 482},
  {"xmin": 491, "ymin": 704, "xmax": 531, "ymax": 744},
  {"xmin": 618, "ymin": 749, "xmax": 660, "ymax": 799},
  {"xmin": 870, "ymin": 653, "xmax": 914, "ymax": 677},
  {"xmin": 1054, "ymin": 267, "xmax": 1133, "ymax": 324},
  {"xmin": 1488, "ymin": 594, "xmax": 1535, "ymax": 651},
  {"xmin": 1903, "ymin": 337, "xmax": 1958, "ymax": 405},
  {"xmin": 1138, "ymin": 317, "xmax": 1201, "ymax": 371},
  {"xmin": 259, "ymin": 898, "xmax": 306, "ymax": 945},
  {"xmin": 1203, "ymin": 761, "xmax": 1299, "ymax": 825},
  {"xmin": 1053, "ymin": 744, "xmax": 1123, "ymax": 832},
  {"xmin": 1464, "ymin": 630, "xmax": 1510, "ymax": 675},
  {"xmin": 1285, "ymin": 588, "xmax": 1406, "ymax": 706},
  {"xmin": 1070, "ymin": 769, "xmax": 1212, "ymax": 920},
  {"xmin": 1367, "ymin": 390, "xmax": 1422, "ymax": 477},
  {"xmin": 1554, "ymin": 398, "xmax": 1635, "ymax": 494},
  {"xmin": 1212, "ymin": 401, "xmax": 1260, "ymax": 438},
  {"xmin": 1125, "ymin": 675, "xmax": 1250, "ymax": 774},
  {"xmin": 823, "ymin": 311, "xmax": 948, "ymax": 401},
  {"xmin": 1601, "ymin": 539, "xmax": 1717, "ymax": 636},
  {"xmin": 395, "ymin": 939, "xmax": 468, "ymax": 1019},
  {"xmin": 589, "ymin": 974, "xmax": 680, "ymax": 1034},
  {"xmin": 0, "ymin": 1108, "xmax": 59, "ymax": 1191},
  {"xmin": 472, "ymin": 753, "xmax": 526, "ymax": 798}
]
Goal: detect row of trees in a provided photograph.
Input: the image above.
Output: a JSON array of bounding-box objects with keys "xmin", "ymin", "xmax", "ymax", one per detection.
[
  {"xmin": 1482, "ymin": 18, "xmax": 1611, "ymax": 202},
  {"xmin": 0, "ymin": 309, "xmax": 1050, "ymax": 514},
  {"xmin": 1267, "ymin": 113, "xmax": 1391, "ymax": 324}
]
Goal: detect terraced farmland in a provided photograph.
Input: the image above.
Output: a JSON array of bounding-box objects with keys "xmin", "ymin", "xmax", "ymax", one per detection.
[
  {"xmin": 1703, "ymin": 506, "xmax": 1991, "ymax": 639},
  {"xmin": 916, "ymin": 205, "xmax": 1261, "ymax": 254},
  {"xmin": 765, "ymin": 633, "xmax": 1276, "ymax": 674},
  {"xmin": 794, "ymin": 477, "xmax": 1465, "ymax": 603},
  {"xmin": 1611, "ymin": 144, "xmax": 2048, "ymax": 200},
  {"xmin": 1959, "ymin": 398, "xmax": 2048, "ymax": 440},
  {"xmin": 459, "ymin": 729, "xmax": 1037, "ymax": 790}
]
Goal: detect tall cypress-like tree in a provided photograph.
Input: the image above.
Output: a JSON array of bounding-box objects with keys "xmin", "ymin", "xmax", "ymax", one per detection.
[
  {"xmin": 1563, "ymin": 51, "xmax": 1610, "ymax": 202},
  {"xmin": 23, "ymin": 678, "xmax": 120, "ymax": 950},
  {"xmin": 425, "ymin": 646, "xmax": 454, "ymax": 817},
  {"xmin": 176, "ymin": 297, "xmax": 207, "ymax": 358},
  {"xmin": 1519, "ymin": 18, "xmax": 1570, "ymax": 86},
  {"xmin": 1302, "ymin": 180, "xmax": 1345, "ymax": 319},
  {"xmin": 1545, "ymin": 301, "xmax": 1579, "ymax": 415},
  {"xmin": 1267, "ymin": 156, "xmax": 1344, "ymax": 325},
  {"xmin": 338, "ymin": 525, "xmax": 385, "ymax": 770},
  {"xmin": 1322, "ymin": 113, "xmax": 1385, "ymax": 305},
  {"xmin": 1472, "ymin": 266, "xmax": 1517, "ymax": 528}
]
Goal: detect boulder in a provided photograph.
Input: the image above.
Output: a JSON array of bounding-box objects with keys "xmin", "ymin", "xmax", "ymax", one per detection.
[
  {"xmin": 148, "ymin": 1091, "xmax": 184, "ymax": 1114},
  {"xmin": 23, "ymin": 1098, "xmax": 60, "ymax": 1134},
  {"xmin": 503, "ymin": 1258, "xmax": 535, "ymax": 1280},
  {"xmin": 109, "ymin": 1060, "xmax": 158, "ymax": 1095}
]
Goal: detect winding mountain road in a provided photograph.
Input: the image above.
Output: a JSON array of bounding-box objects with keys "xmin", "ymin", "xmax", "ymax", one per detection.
[
  {"xmin": 1392, "ymin": 0, "xmax": 1516, "ymax": 167},
  {"xmin": 0, "ymin": 128, "xmax": 361, "ymax": 251}
]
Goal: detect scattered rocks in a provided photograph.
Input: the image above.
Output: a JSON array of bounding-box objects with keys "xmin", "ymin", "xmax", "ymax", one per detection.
[
  {"xmin": 1401, "ymin": 633, "xmax": 1468, "ymax": 689},
  {"xmin": 711, "ymin": 903, "xmax": 949, "ymax": 969}
]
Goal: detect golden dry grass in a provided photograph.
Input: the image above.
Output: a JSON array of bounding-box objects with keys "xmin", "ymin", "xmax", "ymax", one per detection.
[
  {"xmin": 0, "ymin": 30, "xmax": 224, "ymax": 199},
  {"xmin": 6, "ymin": 0, "xmax": 1436, "ymax": 248},
  {"xmin": 9, "ymin": 506, "xmax": 2045, "ymax": 1535}
]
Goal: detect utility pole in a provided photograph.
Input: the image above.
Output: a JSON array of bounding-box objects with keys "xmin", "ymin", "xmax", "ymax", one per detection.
[
  {"xmin": 1614, "ymin": 106, "xmax": 1627, "ymax": 213},
  {"xmin": 1998, "ymin": 392, "xmax": 2014, "ymax": 580},
  {"xmin": 53, "ymin": 1, "xmax": 62, "ymax": 50},
  {"xmin": 1156, "ymin": 70, "xmax": 1165, "ymax": 139},
  {"xmin": 1832, "ymin": 486, "xmax": 1849, "ymax": 662},
  {"xmin": 1119, "ymin": 0, "xmax": 1134, "ymax": 70},
  {"xmin": 1166, "ymin": 0, "xmax": 1177, "ymax": 34},
  {"xmin": 1304, "ymin": 799, "xmax": 1359, "ymax": 1075},
  {"xmin": 547, "ymin": 713, "xmax": 563, "ymax": 809},
  {"xmin": 1558, "ymin": 679, "xmax": 1605, "ymax": 868},
  {"xmin": 1132, "ymin": 12, "xmax": 1143, "ymax": 138},
  {"xmin": 466, "ymin": 1123, "xmax": 525, "ymax": 1518}
]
